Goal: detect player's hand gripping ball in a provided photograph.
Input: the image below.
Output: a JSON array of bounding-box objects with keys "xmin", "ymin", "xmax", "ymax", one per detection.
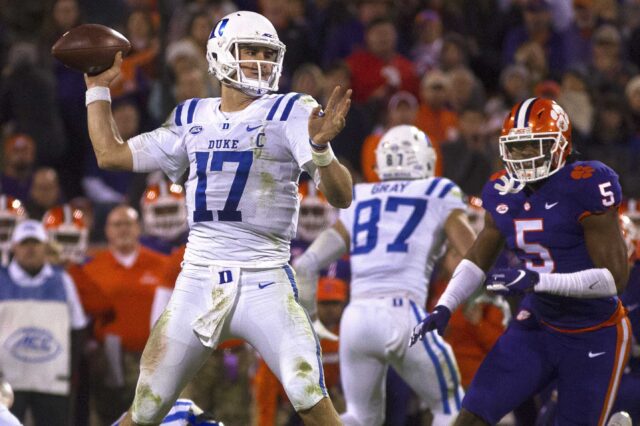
[{"xmin": 51, "ymin": 24, "xmax": 130, "ymax": 75}]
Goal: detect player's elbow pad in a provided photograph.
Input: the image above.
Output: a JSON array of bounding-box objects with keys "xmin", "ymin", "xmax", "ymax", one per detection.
[
  {"xmin": 437, "ymin": 259, "xmax": 486, "ymax": 312},
  {"xmin": 535, "ymin": 268, "xmax": 617, "ymax": 298}
]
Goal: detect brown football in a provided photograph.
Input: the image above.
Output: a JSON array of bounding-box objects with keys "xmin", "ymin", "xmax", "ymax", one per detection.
[{"xmin": 51, "ymin": 24, "xmax": 131, "ymax": 75}]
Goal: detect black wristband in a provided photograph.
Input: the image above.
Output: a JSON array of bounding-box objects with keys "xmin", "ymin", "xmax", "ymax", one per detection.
[{"xmin": 309, "ymin": 138, "xmax": 329, "ymax": 152}]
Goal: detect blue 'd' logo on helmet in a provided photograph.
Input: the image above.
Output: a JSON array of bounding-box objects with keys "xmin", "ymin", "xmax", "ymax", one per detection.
[
  {"xmin": 5, "ymin": 327, "xmax": 62, "ymax": 363},
  {"xmin": 209, "ymin": 18, "xmax": 229, "ymax": 39}
]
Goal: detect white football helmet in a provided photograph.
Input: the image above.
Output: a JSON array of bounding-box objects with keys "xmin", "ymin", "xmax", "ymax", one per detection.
[
  {"xmin": 297, "ymin": 182, "xmax": 335, "ymax": 242},
  {"xmin": 375, "ymin": 125, "xmax": 436, "ymax": 180},
  {"xmin": 206, "ymin": 11, "xmax": 286, "ymax": 97},
  {"xmin": 141, "ymin": 180, "xmax": 188, "ymax": 241},
  {"xmin": 43, "ymin": 204, "xmax": 88, "ymax": 264}
]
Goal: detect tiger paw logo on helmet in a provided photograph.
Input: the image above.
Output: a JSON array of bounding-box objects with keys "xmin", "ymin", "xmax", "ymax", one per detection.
[{"xmin": 549, "ymin": 103, "xmax": 569, "ymax": 132}]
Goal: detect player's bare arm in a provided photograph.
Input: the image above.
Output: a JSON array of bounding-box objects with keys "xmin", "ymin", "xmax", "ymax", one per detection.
[
  {"xmin": 84, "ymin": 52, "xmax": 133, "ymax": 171},
  {"xmin": 309, "ymin": 86, "xmax": 353, "ymax": 209},
  {"xmin": 582, "ymin": 207, "xmax": 630, "ymax": 292},
  {"xmin": 443, "ymin": 209, "xmax": 478, "ymax": 261},
  {"xmin": 332, "ymin": 219, "xmax": 350, "ymax": 251},
  {"xmin": 465, "ymin": 212, "xmax": 506, "ymax": 272}
]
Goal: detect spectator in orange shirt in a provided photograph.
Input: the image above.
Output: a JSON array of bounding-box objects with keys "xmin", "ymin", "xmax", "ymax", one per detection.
[
  {"xmin": 82, "ymin": 205, "xmax": 171, "ymax": 425},
  {"xmin": 110, "ymin": 9, "xmax": 159, "ymax": 98},
  {"xmin": 414, "ymin": 70, "xmax": 459, "ymax": 147},
  {"xmin": 447, "ymin": 295, "xmax": 509, "ymax": 388},
  {"xmin": 253, "ymin": 277, "xmax": 348, "ymax": 426}
]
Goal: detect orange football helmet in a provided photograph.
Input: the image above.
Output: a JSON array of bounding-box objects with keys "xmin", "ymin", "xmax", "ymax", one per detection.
[
  {"xmin": 43, "ymin": 204, "xmax": 88, "ymax": 263},
  {"xmin": 141, "ymin": 180, "xmax": 188, "ymax": 240},
  {"xmin": 297, "ymin": 181, "xmax": 335, "ymax": 242},
  {"xmin": 499, "ymin": 97, "xmax": 572, "ymax": 183}
]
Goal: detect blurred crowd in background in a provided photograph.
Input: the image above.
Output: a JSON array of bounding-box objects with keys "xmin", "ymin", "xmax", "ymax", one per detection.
[{"xmin": 0, "ymin": 0, "xmax": 640, "ymax": 425}]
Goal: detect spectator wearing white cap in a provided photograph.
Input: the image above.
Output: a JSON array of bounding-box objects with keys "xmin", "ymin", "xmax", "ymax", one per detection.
[{"xmin": 0, "ymin": 220, "xmax": 87, "ymax": 426}]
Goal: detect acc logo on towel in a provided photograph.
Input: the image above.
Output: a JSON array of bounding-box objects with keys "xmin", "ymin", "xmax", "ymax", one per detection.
[
  {"xmin": 5, "ymin": 327, "xmax": 62, "ymax": 363},
  {"xmin": 219, "ymin": 270, "xmax": 233, "ymax": 284}
]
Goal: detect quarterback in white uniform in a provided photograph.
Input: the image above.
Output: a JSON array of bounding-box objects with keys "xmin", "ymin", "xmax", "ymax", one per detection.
[
  {"xmin": 294, "ymin": 125, "xmax": 476, "ymax": 425},
  {"xmin": 83, "ymin": 11, "xmax": 352, "ymax": 426}
]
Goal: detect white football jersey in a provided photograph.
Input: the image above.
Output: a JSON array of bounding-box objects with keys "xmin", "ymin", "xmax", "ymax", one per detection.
[
  {"xmin": 339, "ymin": 178, "xmax": 466, "ymax": 306},
  {"xmin": 128, "ymin": 92, "xmax": 319, "ymax": 267}
]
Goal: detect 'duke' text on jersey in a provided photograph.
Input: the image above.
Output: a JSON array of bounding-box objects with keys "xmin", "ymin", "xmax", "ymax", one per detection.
[{"xmin": 208, "ymin": 139, "xmax": 240, "ymax": 150}]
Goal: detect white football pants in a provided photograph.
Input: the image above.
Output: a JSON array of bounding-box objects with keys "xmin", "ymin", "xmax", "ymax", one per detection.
[
  {"xmin": 339, "ymin": 297, "xmax": 464, "ymax": 426},
  {"xmin": 131, "ymin": 263, "xmax": 327, "ymax": 424}
]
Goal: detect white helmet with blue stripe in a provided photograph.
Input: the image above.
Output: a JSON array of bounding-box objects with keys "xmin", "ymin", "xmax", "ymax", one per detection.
[
  {"xmin": 375, "ymin": 125, "xmax": 436, "ymax": 181},
  {"xmin": 206, "ymin": 11, "xmax": 286, "ymax": 97}
]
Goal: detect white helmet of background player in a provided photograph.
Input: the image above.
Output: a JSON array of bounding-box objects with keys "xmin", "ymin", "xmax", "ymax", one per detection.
[
  {"xmin": 0, "ymin": 195, "xmax": 26, "ymax": 261},
  {"xmin": 141, "ymin": 180, "xmax": 188, "ymax": 241},
  {"xmin": 43, "ymin": 204, "xmax": 89, "ymax": 264},
  {"xmin": 297, "ymin": 181, "xmax": 335, "ymax": 242},
  {"xmin": 375, "ymin": 125, "xmax": 436, "ymax": 181},
  {"xmin": 206, "ymin": 11, "xmax": 286, "ymax": 97}
]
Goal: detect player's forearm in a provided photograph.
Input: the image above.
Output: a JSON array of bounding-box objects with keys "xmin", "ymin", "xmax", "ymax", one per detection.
[
  {"xmin": 583, "ymin": 208, "xmax": 629, "ymax": 292},
  {"xmin": 444, "ymin": 210, "xmax": 476, "ymax": 258},
  {"xmin": 318, "ymin": 160, "xmax": 352, "ymax": 208},
  {"xmin": 534, "ymin": 268, "xmax": 618, "ymax": 298},
  {"xmin": 437, "ymin": 259, "xmax": 486, "ymax": 312},
  {"xmin": 87, "ymin": 101, "xmax": 133, "ymax": 170}
]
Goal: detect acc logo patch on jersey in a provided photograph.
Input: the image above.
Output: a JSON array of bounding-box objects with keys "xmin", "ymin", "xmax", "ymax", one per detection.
[
  {"xmin": 516, "ymin": 310, "xmax": 531, "ymax": 321},
  {"xmin": 5, "ymin": 327, "xmax": 62, "ymax": 363},
  {"xmin": 496, "ymin": 204, "xmax": 509, "ymax": 214},
  {"xmin": 571, "ymin": 165, "xmax": 594, "ymax": 180},
  {"xmin": 189, "ymin": 126, "xmax": 203, "ymax": 135}
]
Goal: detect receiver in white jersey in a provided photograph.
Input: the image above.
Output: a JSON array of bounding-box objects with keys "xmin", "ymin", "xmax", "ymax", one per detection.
[
  {"xmin": 340, "ymin": 176, "xmax": 466, "ymax": 306},
  {"xmin": 128, "ymin": 92, "xmax": 320, "ymax": 268}
]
